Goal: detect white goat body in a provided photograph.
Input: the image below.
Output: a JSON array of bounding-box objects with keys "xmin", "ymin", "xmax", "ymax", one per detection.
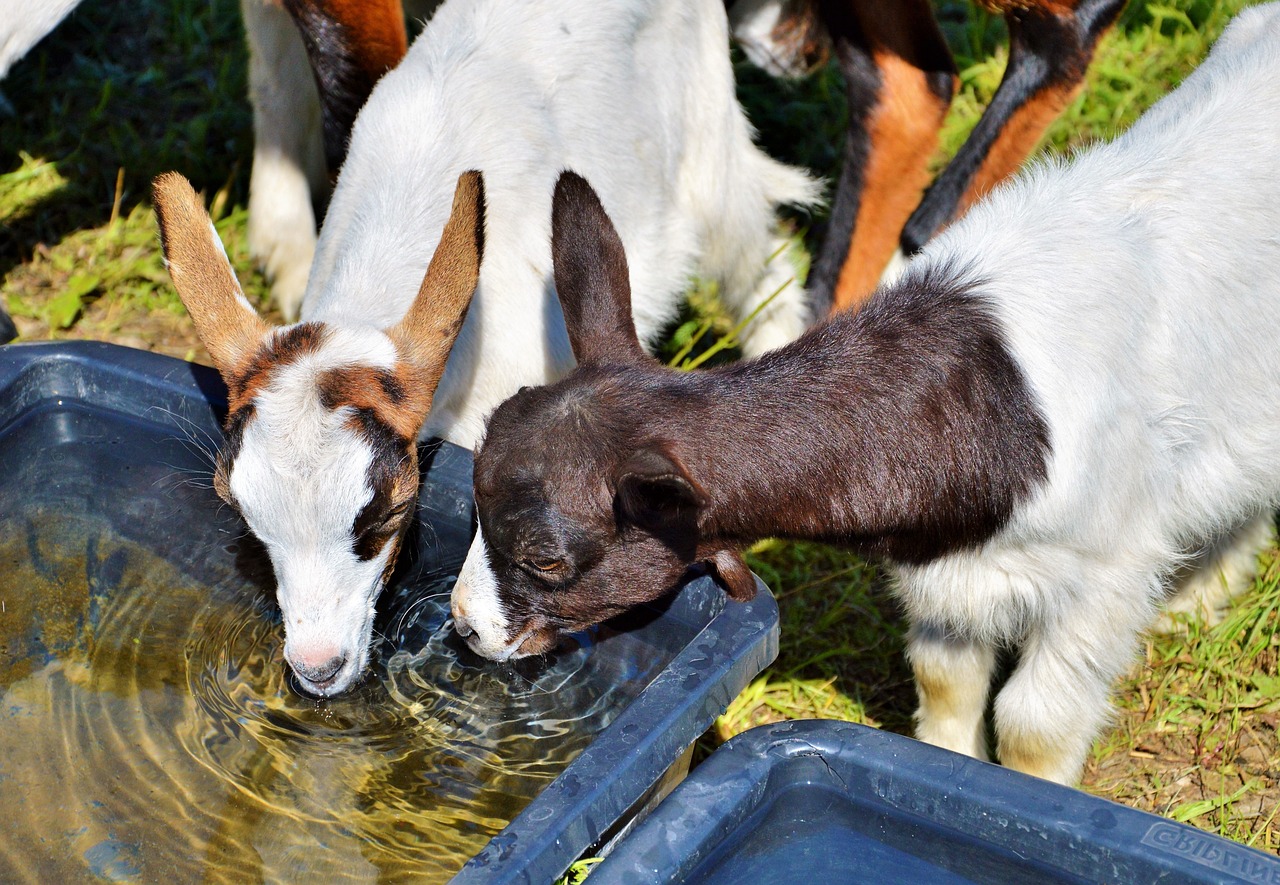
[
  {"xmin": 302, "ymin": 0, "xmax": 818, "ymax": 448},
  {"xmin": 874, "ymin": 4, "xmax": 1280, "ymax": 782}
]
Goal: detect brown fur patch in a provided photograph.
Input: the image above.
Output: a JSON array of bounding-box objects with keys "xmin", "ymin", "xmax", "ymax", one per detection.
[
  {"xmin": 152, "ymin": 172, "xmax": 269, "ymax": 379},
  {"xmin": 316, "ymin": 363, "xmax": 434, "ymax": 441},
  {"xmin": 832, "ymin": 48, "xmax": 952, "ymax": 312},
  {"xmin": 960, "ymin": 81, "xmax": 1082, "ymax": 211},
  {"xmin": 320, "ymin": 0, "xmax": 407, "ymax": 78},
  {"xmin": 388, "ymin": 171, "xmax": 485, "ymax": 387},
  {"xmin": 223, "ymin": 322, "xmax": 328, "ymax": 416}
]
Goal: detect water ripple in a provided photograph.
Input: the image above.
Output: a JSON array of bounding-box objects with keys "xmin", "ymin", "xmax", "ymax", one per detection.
[{"xmin": 0, "ymin": 508, "xmax": 663, "ymax": 883}]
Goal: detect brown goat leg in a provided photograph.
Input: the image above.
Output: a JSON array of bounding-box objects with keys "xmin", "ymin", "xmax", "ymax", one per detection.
[
  {"xmin": 810, "ymin": 0, "xmax": 956, "ymax": 315},
  {"xmin": 899, "ymin": 0, "xmax": 1127, "ymax": 255},
  {"xmin": 280, "ymin": 0, "xmax": 408, "ymax": 176}
]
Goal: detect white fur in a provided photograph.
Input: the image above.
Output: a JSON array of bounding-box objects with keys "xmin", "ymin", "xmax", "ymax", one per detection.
[
  {"xmin": 302, "ymin": 0, "xmax": 819, "ymax": 449},
  {"xmin": 893, "ymin": 4, "xmax": 1280, "ymax": 783},
  {"xmin": 451, "ymin": 528, "xmax": 516, "ymax": 659},
  {"xmin": 227, "ymin": 325, "xmax": 403, "ymax": 695},
  {"xmin": 0, "ymin": 0, "xmax": 82, "ymax": 79}
]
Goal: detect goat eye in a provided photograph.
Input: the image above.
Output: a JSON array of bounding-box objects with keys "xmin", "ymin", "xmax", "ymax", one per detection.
[
  {"xmin": 379, "ymin": 501, "xmax": 412, "ymax": 529},
  {"xmin": 527, "ymin": 559, "xmax": 562, "ymax": 573}
]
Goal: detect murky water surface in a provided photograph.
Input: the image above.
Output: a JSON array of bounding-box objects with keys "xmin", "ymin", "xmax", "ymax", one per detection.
[{"xmin": 0, "ymin": 405, "xmax": 666, "ymax": 883}]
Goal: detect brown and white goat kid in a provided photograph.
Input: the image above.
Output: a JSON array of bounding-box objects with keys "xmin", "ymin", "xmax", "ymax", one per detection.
[
  {"xmin": 454, "ymin": 4, "xmax": 1280, "ymax": 784},
  {"xmin": 153, "ymin": 170, "xmax": 482, "ymax": 697}
]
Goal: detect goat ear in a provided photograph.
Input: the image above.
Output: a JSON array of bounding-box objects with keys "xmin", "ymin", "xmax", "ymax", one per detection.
[
  {"xmin": 153, "ymin": 172, "xmax": 270, "ymax": 378},
  {"xmin": 551, "ymin": 170, "xmax": 648, "ymax": 366},
  {"xmin": 705, "ymin": 549, "xmax": 758, "ymax": 601},
  {"xmin": 389, "ymin": 170, "xmax": 485, "ymax": 393},
  {"xmin": 615, "ymin": 445, "xmax": 706, "ymax": 532}
]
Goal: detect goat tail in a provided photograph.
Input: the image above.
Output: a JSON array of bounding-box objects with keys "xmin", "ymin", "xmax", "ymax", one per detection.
[{"xmin": 753, "ymin": 146, "xmax": 825, "ymax": 216}]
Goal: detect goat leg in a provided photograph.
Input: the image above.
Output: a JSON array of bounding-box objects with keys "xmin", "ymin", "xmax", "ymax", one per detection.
[
  {"xmin": 810, "ymin": 0, "xmax": 956, "ymax": 315},
  {"xmin": 899, "ymin": 0, "xmax": 1127, "ymax": 255},
  {"xmin": 281, "ymin": 0, "xmax": 409, "ymax": 177}
]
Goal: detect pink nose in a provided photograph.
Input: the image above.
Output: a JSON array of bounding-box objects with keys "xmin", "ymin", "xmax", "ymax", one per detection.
[
  {"xmin": 451, "ymin": 599, "xmax": 474, "ymax": 637},
  {"xmin": 288, "ymin": 644, "xmax": 346, "ymax": 686}
]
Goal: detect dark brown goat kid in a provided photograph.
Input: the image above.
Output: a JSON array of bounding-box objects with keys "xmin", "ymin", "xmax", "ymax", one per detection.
[{"xmin": 453, "ymin": 171, "xmax": 1047, "ymax": 663}]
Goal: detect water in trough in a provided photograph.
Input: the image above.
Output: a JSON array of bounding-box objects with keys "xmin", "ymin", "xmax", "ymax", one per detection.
[{"xmin": 0, "ymin": 402, "xmax": 669, "ymax": 882}]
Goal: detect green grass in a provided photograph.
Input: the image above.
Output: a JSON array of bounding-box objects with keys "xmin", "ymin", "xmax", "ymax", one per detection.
[
  {"xmin": 1086, "ymin": 551, "xmax": 1280, "ymax": 846},
  {"xmin": 552, "ymin": 857, "xmax": 604, "ymax": 885},
  {"xmin": 2, "ymin": 0, "xmax": 1276, "ymax": 857},
  {"xmin": 0, "ymin": 0, "xmax": 270, "ymax": 355}
]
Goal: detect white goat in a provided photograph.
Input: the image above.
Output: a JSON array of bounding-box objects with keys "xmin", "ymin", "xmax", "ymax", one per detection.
[
  {"xmin": 453, "ymin": 3, "xmax": 1280, "ymax": 785},
  {"xmin": 907, "ymin": 4, "xmax": 1280, "ymax": 778},
  {"xmin": 163, "ymin": 0, "xmax": 815, "ymax": 696}
]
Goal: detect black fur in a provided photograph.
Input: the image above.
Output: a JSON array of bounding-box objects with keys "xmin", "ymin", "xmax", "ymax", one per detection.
[{"xmin": 900, "ymin": 0, "xmax": 1128, "ymax": 254}]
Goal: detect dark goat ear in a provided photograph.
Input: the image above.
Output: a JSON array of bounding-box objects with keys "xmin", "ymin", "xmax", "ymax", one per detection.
[
  {"xmin": 615, "ymin": 445, "xmax": 706, "ymax": 532},
  {"xmin": 706, "ymin": 549, "xmax": 757, "ymax": 601},
  {"xmin": 551, "ymin": 170, "xmax": 648, "ymax": 366}
]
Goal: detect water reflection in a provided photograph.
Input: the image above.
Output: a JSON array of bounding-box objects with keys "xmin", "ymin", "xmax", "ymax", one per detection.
[{"xmin": 0, "ymin": 508, "xmax": 661, "ymax": 883}]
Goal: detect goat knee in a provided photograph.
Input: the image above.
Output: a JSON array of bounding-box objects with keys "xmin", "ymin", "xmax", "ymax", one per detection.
[
  {"xmin": 907, "ymin": 622, "xmax": 995, "ymax": 761},
  {"xmin": 993, "ymin": 633, "xmax": 1125, "ymax": 784}
]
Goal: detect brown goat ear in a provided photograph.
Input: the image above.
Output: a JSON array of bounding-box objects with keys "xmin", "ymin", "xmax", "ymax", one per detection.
[
  {"xmin": 706, "ymin": 549, "xmax": 757, "ymax": 601},
  {"xmin": 389, "ymin": 170, "xmax": 485, "ymax": 394},
  {"xmin": 551, "ymin": 170, "xmax": 648, "ymax": 366},
  {"xmin": 615, "ymin": 444, "xmax": 706, "ymax": 533},
  {"xmin": 153, "ymin": 172, "xmax": 270, "ymax": 378}
]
